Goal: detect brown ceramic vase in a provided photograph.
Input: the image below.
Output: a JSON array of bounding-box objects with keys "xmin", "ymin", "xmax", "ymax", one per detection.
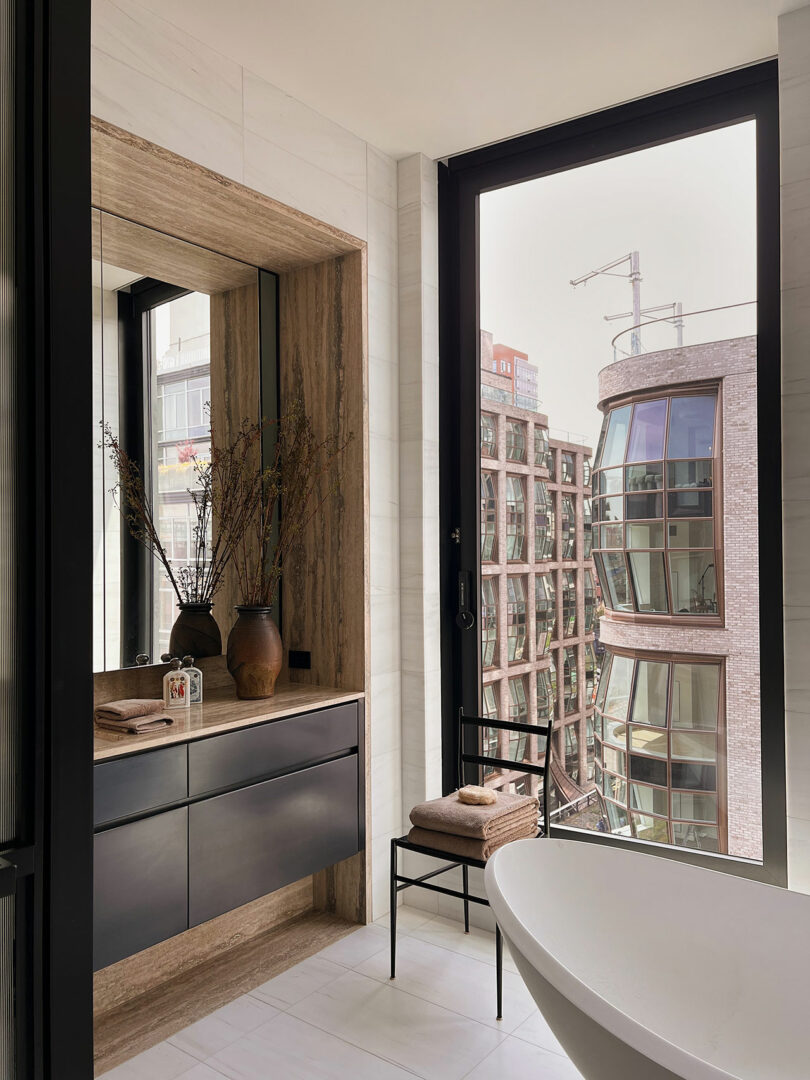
[
  {"xmin": 226, "ymin": 606, "xmax": 283, "ymax": 699},
  {"xmin": 169, "ymin": 602, "xmax": 222, "ymax": 660}
]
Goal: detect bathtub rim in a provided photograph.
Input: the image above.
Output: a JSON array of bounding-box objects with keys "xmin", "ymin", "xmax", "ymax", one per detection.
[{"xmin": 485, "ymin": 837, "xmax": 753, "ymax": 1080}]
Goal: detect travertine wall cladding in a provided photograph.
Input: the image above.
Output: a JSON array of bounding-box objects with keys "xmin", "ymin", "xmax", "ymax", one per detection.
[{"xmin": 598, "ymin": 337, "xmax": 761, "ymax": 859}]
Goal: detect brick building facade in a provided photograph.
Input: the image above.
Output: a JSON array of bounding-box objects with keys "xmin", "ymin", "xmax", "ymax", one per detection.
[
  {"xmin": 592, "ymin": 336, "xmax": 761, "ymax": 859},
  {"xmin": 480, "ymin": 332, "xmax": 596, "ymax": 802}
]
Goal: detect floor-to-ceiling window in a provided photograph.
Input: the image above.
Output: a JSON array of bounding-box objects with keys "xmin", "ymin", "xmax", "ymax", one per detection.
[{"xmin": 441, "ymin": 63, "xmax": 785, "ymax": 882}]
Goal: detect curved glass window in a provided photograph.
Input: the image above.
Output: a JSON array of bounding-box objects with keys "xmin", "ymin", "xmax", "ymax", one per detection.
[
  {"xmin": 561, "ymin": 570, "xmax": 576, "ymax": 638},
  {"xmin": 583, "ymin": 569, "xmax": 596, "ymax": 633},
  {"xmin": 584, "ymin": 642, "xmax": 596, "ymax": 706},
  {"xmin": 583, "ymin": 498, "xmax": 593, "ymax": 558},
  {"xmin": 535, "ymin": 573, "xmax": 555, "ymax": 656},
  {"xmin": 534, "ymin": 480, "xmax": 554, "ymax": 560},
  {"xmin": 592, "ymin": 391, "xmax": 718, "ymax": 616},
  {"xmin": 481, "ymin": 577, "xmax": 498, "ymax": 668},
  {"xmin": 481, "ymin": 413, "xmax": 496, "ymax": 457},
  {"xmin": 509, "ymin": 675, "xmax": 528, "ymax": 725},
  {"xmin": 505, "ymin": 476, "xmax": 525, "ymax": 560},
  {"xmin": 593, "ymin": 649, "xmax": 724, "ymax": 851},
  {"xmin": 481, "ymin": 472, "xmax": 497, "ymax": 562},
  {"xmin": 506, "ymin": 420, "xmax": 526, "ymax": 462},
  {"xmin": 506, "ymin": 576, "xmax": 527, "ymax": 661},
  {"xmin": 564, "ymin": 723, "xmax": 579, "ymax": 783},
  {"xmin": 583, "ymin": 457, "xmax": 592, "ymax": 488},
  {"xmin": 560, "ymin": 495, "xmax": 575, "ymax": 560},
  {"xmin": 482, "ymin": 682, "xmax": 499, "ymax": 777}
]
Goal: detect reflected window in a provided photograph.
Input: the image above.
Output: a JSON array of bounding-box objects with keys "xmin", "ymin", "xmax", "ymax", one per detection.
[
  {"xmin": 537, "ymin": 667, "xmax": 554, "ymax": 723},
  {"xmin": 535, "ymin": 573, "xmax": 555, "ymax": 656},
  {"xmin": 481, "ymin": 577, "xmax": 498, "ymax": 668},
  {"xmin": 560, "ymin": 495, "xmax": 575, "ymax": 559},
  {"xmin": 509, "ymin": 676, "xmax": 529, "ymax": 724},
  {"xmin": 564, "ymin": 723, "xmax": 579, "ymax": 782},
  {"xmin": 583, "ymin": 498, "xmax": 593, "ymax": 558},
  {"xmin": 505, "ymin": 476, "xmax": 525, "ymax": 560},
  {"xmin": 561, "ymin": 570, "xmax": 576, "ymax": 638},
  {"xmin": 534, "ymin": 425, "xmax": 551, "ymax": 469},
  {"xmin": 584, "ymin": 643, "xmax": 597, "ymax": 705},
  {"xmin": 506, "ymin": 421, "xmax": 526, "ymax": 462},
  {"xmin": 563, "ymin": 646, "xmax": 578, "ymax": 715},
  {"xmin": 534, "ymin": 481, "xmax": 555, "ymax": 560},
  {"xmin": 561, "ymin": 452, "xmax": 575, "ymax": 484},
  {"xmin": 583, "ymin": 570, "xmax": 596, "ymax": 633},
  {"xmin": 481, "ymin": 472, "xmax": 497, "ymax": 562},
  {"xmin": 481, "ymin": 413, "xmax": 497, "ymax": 457},
  {"xmin": 507, "ymin": 576, "xmax": 527, "ymax": 661}
]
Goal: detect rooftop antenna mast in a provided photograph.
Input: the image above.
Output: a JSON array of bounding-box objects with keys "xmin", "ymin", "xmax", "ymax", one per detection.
[
  {"xmin": 570, "ymin": 251, "xmax": 643, "ymax": 355},
  {"xmin": 570, "ymin": 251, "xmax": 684, "ymax": 356}
]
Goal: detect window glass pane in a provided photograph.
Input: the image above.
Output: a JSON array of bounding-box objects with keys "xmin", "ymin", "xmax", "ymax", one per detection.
[
  {"xmin": 506, "ymin": 420, "xmax": 526, "ymax": 461},
  {"xmin": 601, "ymin": 552, "xmax": 632, "ymax": 611},
  {"xmin": 671, "ymin": 664, "xmax": 720, "ymax": 729},
  {"xmin": 595, "ymin": 652, "xmax": 612, "ymax": 711},
  {"xmin": 631, "ymin": 813, "xmax": 669, "ymax": 843},
  {"xmin": 560, "ymin": 496, "xmax": 575, "ymax": 559},
  {"xmin": 599, "ymin": 524, "xmax": 623, "ymax": 548},
  {"xmin": 604, "ymin": 774, "xmax": 626, "ymax": 803},
  {"xmin": 671, "ymin": 792, "xmax": 718, "ymax": 823},
  {"xmin": 603, "ymin": 717, "xmax": 626, "ymax": 748},
  {"xmin": 667, "ymin": 395, "xmax": 716, "ymax": 458},
  {"xmin": 481, "ymin": 577, "xmax": 498, "ymax": 668},
  {"xmin": 628, "ymin": 551, "xmax": 668, "ymax": 613},
  {"xmin": 667, "ymin": 491, "xmax": 712, "ymax": 518},
  {"xmin": 630, "ymin": 661, "xmax": 669, "ymax": 726},
  {"xmin": 505, "ymin": 476, "xmax": 525, "ymax": 560},
  {"xmin": 600, "ymin": 497, "xmax": 623, "ymax": 522},
  {"xmin": 672, "ymin": 823, "xmax": 719, "ymax": 852},
  {"xmin": 506, "ymin": 576, "xmax": 527, "ymax": 661},
  {"xmin": 625, "ymin": 493, "xmax": 663, "ymax": 520},
  {"xmin": 626, "ymin": 399, "xmax": 667, "ymax": 462},
  {"xmin": 670, "ymin": 762, "xmax": 716, "ymax": 791},
  {"xmin": 626, "ymin": 522, "xmax": 664, "ymax": 548},
  {"xmin": 605, "ymin": 800, "xmax": 630, "ymax": 832},
  {"xmin": 601, "ymin": 405, "xmax": 632, "ymax": 467},
  {"xmin": 630, "ymin": 754, "xmax": 667, "ymax": 786},
  {"xmin": 481, "ymin": 413, "xmax": 497, "ymax": 456},
  {"xmin": 667, "ymin": 520, "xmax": 714, "ymax": 548},
  {"xmin": 626, "ymin": 463, "xmax": 663, "ymax": 490},
  {"xmin": 668, "ymin": 459, "xmax": 712, "ymax": 489},
  {"xmin": 629, "ymin": 725, "xmax": 668, "ymax": 757},
  {"xmin": 481, "ymin": 472, "xmax": 497, "ymax": 561},
  {"xmin": 603, "ymin": 653, "xmax": 633, "ymax": 719},
  {"xmin": 669, "ymin": 551, "xmax": 717, "ymax": 615},
  {"xmin": 631, "ymin": 784, "xmax": 669, "ymax": 816},
  {"xmin": 671, "ymin": 731, "xmax": 717, "ymax": 762},
  {"xmin": 599, "ymin": 468, "xmax": 623, "ymax": 495},
  {"xmin": 603, "ymin": 746, "xmax": 626, "ymax": 776}
]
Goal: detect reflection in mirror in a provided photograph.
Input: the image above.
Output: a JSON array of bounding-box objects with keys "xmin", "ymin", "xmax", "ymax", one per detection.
[{"xmin": 92, "ymin": 212, "xmax": 274, "ymax": 671}]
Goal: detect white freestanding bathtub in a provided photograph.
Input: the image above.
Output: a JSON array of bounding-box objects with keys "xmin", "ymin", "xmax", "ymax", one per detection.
[{"xmin": 485, "ymin": 838, "xmax": 809, "ymax": 1080}]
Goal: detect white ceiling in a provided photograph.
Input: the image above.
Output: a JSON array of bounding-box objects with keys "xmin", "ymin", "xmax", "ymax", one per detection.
[{"xmin": 138, "ymin": 0, "xmax": 796, "ymax": 159}]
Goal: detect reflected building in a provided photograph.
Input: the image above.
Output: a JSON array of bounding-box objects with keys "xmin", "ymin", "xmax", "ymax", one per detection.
[
  {"xmin": 479, "ymin": 331, "xmax": 598, "ymax": 811},
  {"xmin": 590, "ymin": 335, "xmax": 760, "ymax": 859}
]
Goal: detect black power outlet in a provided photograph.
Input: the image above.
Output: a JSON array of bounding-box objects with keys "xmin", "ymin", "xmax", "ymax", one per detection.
[{"xmin": 288, "ymin": 649, "xmax": 311, "ymax": 670}]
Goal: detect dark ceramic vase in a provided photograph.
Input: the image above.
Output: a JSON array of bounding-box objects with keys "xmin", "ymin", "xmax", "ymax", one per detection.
[
  {"xmin": 226, "ymin": 606, "xmax": 283, "ymax": 699},
  {"xmin": 169, "ymin": 602, "xmax": 222, "ymax": 660}
]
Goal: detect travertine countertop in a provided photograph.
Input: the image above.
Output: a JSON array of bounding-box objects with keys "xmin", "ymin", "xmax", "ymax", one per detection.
[{"xmin": 93, "ymin": 682, "xmax": 364, "ymax": 762}]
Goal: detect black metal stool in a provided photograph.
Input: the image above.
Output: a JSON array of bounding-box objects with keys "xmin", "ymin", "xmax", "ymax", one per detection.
[{"xmin": 389, "ymin": 710, "xmax": 551, "ymax": 1020}]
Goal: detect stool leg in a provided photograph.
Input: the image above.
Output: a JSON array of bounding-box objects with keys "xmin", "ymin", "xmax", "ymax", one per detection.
[
  {"xmin": 462, "ymin": 863, "xmax": 470, "ymax": 933},
  {"xmin": 390, "ymin": 839, "xmax": 397, "ymax": 979},
  {"xmin": 495, "ymin": 924, "xmax": 503, "ymax": 1021}
]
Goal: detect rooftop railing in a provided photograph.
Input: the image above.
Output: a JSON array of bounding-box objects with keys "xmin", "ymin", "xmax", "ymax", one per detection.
[{"xmin": 610, "ymin": 300, "xmax": 756, "ymax": 362}]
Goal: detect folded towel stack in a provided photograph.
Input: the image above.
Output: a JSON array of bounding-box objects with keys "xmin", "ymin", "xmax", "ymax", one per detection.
[
  {"xmin": 94, "ymin": 698, "xmax": 174, "ymax": 735},
  {"xmin": 408, "ymin": 788, "xmax": 539, "ymax": 861}
]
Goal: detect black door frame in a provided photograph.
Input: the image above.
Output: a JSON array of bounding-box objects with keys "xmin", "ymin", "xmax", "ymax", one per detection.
[
  {"xmin": 3, "ymin": 0, "xmax": 94, "ymax": 1076},
  {"xmin": 439, "ymin": 61, "xmax": 787, "ymax": 886}
]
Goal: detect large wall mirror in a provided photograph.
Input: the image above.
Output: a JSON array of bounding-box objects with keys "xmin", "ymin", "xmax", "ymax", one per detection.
[{"xmin": 92, "ymin": 209, "xmax": 278, "ymax": 671}]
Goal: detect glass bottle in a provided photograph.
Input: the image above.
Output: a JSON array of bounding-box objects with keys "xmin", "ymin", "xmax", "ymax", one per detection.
[
  {"xmin": 182, "ymin": 655, "xmax": 203, "ymax": 705},
  {"xmin": 163, "ymin": 657, "xmax": 190, "ymax": 709}
]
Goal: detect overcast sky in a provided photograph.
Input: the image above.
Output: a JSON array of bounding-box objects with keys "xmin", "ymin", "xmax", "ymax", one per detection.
[{"xmin": 480, "ymin": 120, "xmax": 757, "ymax": 452}]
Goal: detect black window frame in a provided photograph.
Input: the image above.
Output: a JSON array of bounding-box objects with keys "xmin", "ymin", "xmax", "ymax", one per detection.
[{"xmin": 439, "ymin": 60, "xmax": 786, "ymax": 886}]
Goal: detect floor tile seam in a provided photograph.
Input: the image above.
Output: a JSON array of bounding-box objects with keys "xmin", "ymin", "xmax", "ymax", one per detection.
[
  {"xmin": 509, "ymin": 1027, "xmax": 569, "ymax": 1059},
  {"xmin": 228, "ymin": 1007, "xmax": 426, "ymax": 1079}
]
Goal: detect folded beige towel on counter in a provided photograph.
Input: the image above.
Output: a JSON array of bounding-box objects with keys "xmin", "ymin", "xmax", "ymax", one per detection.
[
  {"xmin": 94, "ymin": 698, "xmax": 166, "ymax": 721},
  {"xmin": 409, "ymin": 790, "xmax": 539, "ymax": 840},
  {"xmin": 407, "ymin": 819, "xmax": 538, "ymax": 861},
  {"xmin": 94, "ymin": 714, "xmax": 174, "ymax": 735}
]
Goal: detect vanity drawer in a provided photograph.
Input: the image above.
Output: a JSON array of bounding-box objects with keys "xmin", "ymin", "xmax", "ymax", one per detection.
[
  {"xmin": 94, "ymin": 744, "xmax": 188, "ymax": 827},
  {"xmin": 188, "ymin": 701, "xmax": 359, "ymax": 795},
  {"xmin": 188, "ymin": 753, "xmax": 359, "ymax": 926}
]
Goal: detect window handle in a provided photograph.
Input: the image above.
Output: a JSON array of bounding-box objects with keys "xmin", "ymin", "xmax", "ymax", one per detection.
[{"xmin": 456, "ymin": 571, "xmax": 475, "ymax": 630}]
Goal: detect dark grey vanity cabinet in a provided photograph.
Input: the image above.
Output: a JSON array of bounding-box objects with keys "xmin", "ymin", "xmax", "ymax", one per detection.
[
  {"xmin": 94, "ymin": 807, "xmax": 188, "ymax": 970},
  {"xmin": 93, "ymin": 699, "xmax": 362, "ymax": 970},
  {"xmin": 189, "ymin": 754, "xmax": 359, "ymax": 926}
]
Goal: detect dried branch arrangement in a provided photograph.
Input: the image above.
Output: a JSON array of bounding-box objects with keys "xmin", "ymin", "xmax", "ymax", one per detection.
[
  {"xmin": 102, "ymin": 419, "xmax": 259, "ymax": 605},
  {"xmin": 102, "ymin": 396, "xmax": 351, "ymax": 611},
  {"xmin": 232, "ymin": 397, "xmax": 353, "ymax": 608}
]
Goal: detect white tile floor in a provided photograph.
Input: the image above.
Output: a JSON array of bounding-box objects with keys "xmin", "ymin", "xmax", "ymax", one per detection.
[{"xmin": 100, "ymin": 908, "xmax": 583, "ymax": 1080}]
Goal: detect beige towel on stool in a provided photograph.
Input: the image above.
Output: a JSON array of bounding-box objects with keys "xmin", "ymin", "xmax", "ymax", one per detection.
[
  {"xmin": 407, "ymin": 818, "xmax": 539, "ymax": 861},
  {"xmin": 409, "ymin": 790, "xmax": 538, "ymax": 840}
]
